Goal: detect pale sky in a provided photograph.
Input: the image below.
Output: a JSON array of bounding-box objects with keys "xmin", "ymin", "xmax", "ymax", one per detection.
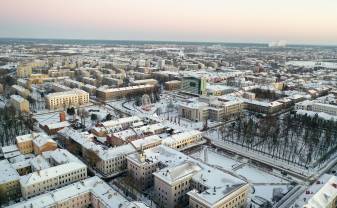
[{"xmin": 1, "ymin": 0, "xmax": 337, "ymax": 45}]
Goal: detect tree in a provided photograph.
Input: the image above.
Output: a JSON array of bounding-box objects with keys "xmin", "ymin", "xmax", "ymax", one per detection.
[
  {"xmin": 106, "ymin": 113, "xmax": 113, "ymax": 121},
  {"xmin": 67, "ymin": 107, "xmax": 75, "ymax": 116},
  {"xmin": 91, "ymin": 113, "xmax": 98, "ymax": 122}
]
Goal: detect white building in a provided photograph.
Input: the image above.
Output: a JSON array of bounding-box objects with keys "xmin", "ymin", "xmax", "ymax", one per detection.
[
  {"xmin": 127, "ymin": 145, "xmax": 249, "ymax": 208},
  {"xmin": 162, "ymin": 130, "xmax": 205, "ymax": 151},
  {"xmin": 20, "ymin": 162, "xmax": 87, "ymax": 198},
  {"xmin": 292, "ymin": 174, "xmax": 337, "ymax": 208},
  {"xmin": 9, "ymin": 176, "xmax": 149, "ymax": 208},
  {"xmin": 45, "ymin": 88, "xmax": 89, "ymax": 110}
]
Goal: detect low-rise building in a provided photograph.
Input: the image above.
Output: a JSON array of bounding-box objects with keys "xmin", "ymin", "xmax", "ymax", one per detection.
[{"xmin": 162, "ymin": 130, "xmax": 204, "ymax": 151}]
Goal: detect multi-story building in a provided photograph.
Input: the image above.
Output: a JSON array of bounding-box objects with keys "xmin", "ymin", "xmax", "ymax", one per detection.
[
  {"xmin": 58, "ymin": 128, "xmax": 136, "ymax": 177},
  {"xmin": 45, "ymin": 88, "xmax": 89, "ymax": 110},
  {"xmin": 16, "ymin": 133, "xmax": 57, "ymax": 155},
  {"xmin": 162, "ymin": 130, "xmax": 204, "ymax": 151},
  {"xmin": 293, "ymin": 174, "xmax": 337, "ymax": 208},
  {"xmin": 0, "ymin": 160, "xmax": 21, "ymax": 205},
  {"xmin": 8, "ymin": 176, "xmax": 149, "ymax": 208},
  {"xmin": 96, "ymin": 84, "xmax": 156, "ymax": 101},
  {"xmin": 11, "ymin": 85, "xmax": 30, "ymax": 98},
  {"xmin": 92, "ymin": 116, "xmax": 142, "ymax": 137},
  {"xmin": 10, "ymin": 95, "xmax": 30, "ymax": 113},
  {"xmin": 16, "ymin": 64, "xmax": 32, "ymax": 78},
  {"xmin": 295, "ymin": 99, "xmax": 337, "ymax": 116},
  {"xmin": 127, "ymin": 145, "xmax": 250, "ymax": 208},
  {"xmin": 20, "ymin": 162, "xmax": 87, "ymax": 198},
  {"xmin": 178, "ymin": 100, "xmax": 209, "ymax": 122},
  {"xmin": 181, "ymin": 76, "xmax": 207, "ymax": 95},
  {"xmin": 164, "ymin": 80, "xmax": 182, "ymax": 91}
]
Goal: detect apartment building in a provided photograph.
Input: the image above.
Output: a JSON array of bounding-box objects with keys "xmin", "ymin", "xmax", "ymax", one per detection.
[
  {"xmin": 45, "ymin": 88, "xmax": 89, "ymax": 110},
  {"xmin": 20, "ymin": 162, "xmax": 87, "ymax": 198},
  {"xmin": 10, "ymin": 95, "xmax": 30, "ymax": 113},
  {"xmin": 11, "ymin": 85, "xmax": 30, "ymax": 98},
  {"xmin": 96, "ymin": 84, "xmax": 155, "ymax": 101}
]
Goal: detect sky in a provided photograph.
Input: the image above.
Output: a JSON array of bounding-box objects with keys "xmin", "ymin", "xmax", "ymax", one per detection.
[{"xmin": 0, "ymin": 0, "xmax": 337, "ymax": 45}]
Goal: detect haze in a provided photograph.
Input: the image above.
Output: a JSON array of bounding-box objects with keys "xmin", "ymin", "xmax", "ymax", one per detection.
[{"xmin": 1, "ymin": 0, "xmax": 337, "ymax": 45}]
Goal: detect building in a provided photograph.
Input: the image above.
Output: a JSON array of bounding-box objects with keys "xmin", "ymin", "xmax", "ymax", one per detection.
[
  {"xmin": 45, "ymin": 88, "xmax": 89, "ymax": 110},
  {"xmin": 181, "ymin": 76, "xmax": 207, "ymax": 95},
  {"xmin": 40, "ymin": 121, "xmax": 71, "ymax": 135},
  {"xmin": 131, "ymin": 79, "xmax": 158, "ymax": 86},
  {"xmin": 96, "ymin": 84, "xmax": 156, "ymax": 101},
  {"xmin": 10, "ymin": 95, "xmax": 30, "ymax": 113},
  {"xmin": 20, "ymin": 162, "xmax": 87, "ymax": 198},
  {"xmin": 162, "ymin": 130, "xmax": 204, "ymax": 151},
  {"xmin": 16, "ymin": 64, "xmax": 32, "ymax": 78},
  {"xmin": 92, "ymin": 116, "xmax": 142, "ymax": 137},
  {"xmin": 11, "ymin": 85, "xmax": 30, "ymax": 98},
  {"xmin": 295, "ymin": 99, "xmax": 337, "ymax": 116},
  {"xmin": 58, "ymin": 128, "xmax": 136, "ymax": 176},
  {"xmin": 16, "ymin": 133, "xmax": 57, "ymax": 155},
  {"xmin": 293, "ymin": 174, "xmax": 337, "ymax": 208},
  {"xmin": 8, "ymin": 176, "xmax": 149, "ymax": 208},
  {"xmin": 178, "ymin": 100, "xmax": 209, "ymax": 122},
  {"xmin": 164, "ymin": 80, "xmax": 182, "ymax": 91},
  {"xmin": 127, "ymin": 145, "xmax": 249, "ymax": 208},
  {"xmin": 0, "ymin": 160, "xmax": 21, "ymax": 205},
  {"xmin": 32, "ymin": 135, "xmax": 58, "ymax": 155}
]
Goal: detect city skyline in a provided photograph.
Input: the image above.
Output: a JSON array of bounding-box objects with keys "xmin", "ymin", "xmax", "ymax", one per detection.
[{"xmin": 1, "ymin": 0, "xmax": 337, "ymax": 45}]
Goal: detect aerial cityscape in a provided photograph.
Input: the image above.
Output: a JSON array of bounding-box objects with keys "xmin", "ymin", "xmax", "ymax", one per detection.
[{"xmin": 1, "ymin": 1, "xmax": 337, "ymax": 208}]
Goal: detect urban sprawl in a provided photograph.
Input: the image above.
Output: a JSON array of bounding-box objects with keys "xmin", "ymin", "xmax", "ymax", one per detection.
[{"xmin": 0, "ymin": 39, "xmax": 337, "ymax": 208}]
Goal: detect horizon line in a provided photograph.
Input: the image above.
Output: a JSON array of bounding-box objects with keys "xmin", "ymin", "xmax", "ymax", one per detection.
[{"xmin": 0, "ymin": 36, "xmax": 337, "ymax": 47}]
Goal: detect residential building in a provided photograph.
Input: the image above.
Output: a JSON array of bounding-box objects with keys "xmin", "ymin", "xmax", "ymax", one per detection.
[
  {"xmin": 20, "ymin": 162, "xmax": 87, "ymax": 198},
  {"xmin": 10, "ymin": 95, "xmax": 30, "ymax": 113},
  {"xmin": 8, "ymin": 176, "xmax": 149, "ymax": 208},
  {"xmin": 96, "ymin": 84, "xmax": 156, "ymax": 101},
  {"xmin": 45, "ymin": 88, "xmax": 89, "ymax": 110}
]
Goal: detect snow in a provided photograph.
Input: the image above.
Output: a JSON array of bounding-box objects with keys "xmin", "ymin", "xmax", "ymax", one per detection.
[{"xmin": 236, "ymin": 165, "xmax": 285, "ymax": 184}]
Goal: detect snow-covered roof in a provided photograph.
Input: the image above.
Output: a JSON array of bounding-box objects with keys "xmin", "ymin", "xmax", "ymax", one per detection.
[
  {"xmin": 9, "ymin": 176, "xmax": 149, "ymax": 208},
  {"xmin": 0, "ymin": 160, "xmax": 20, "ymax": 184},
  {"xmin": 20, "ymin": 162, "xmax": 86, "ymax": 187},
  {"xmin": 294, "ymin": 174, "xmax": 337, "ymax": 208},
  {"xmin": 163, "ymin": 130, "xmax": 202, "ymax": 146},
  {"xmin": 131, "ymin": 135, "xmax": 162, "ymax": 150}
]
